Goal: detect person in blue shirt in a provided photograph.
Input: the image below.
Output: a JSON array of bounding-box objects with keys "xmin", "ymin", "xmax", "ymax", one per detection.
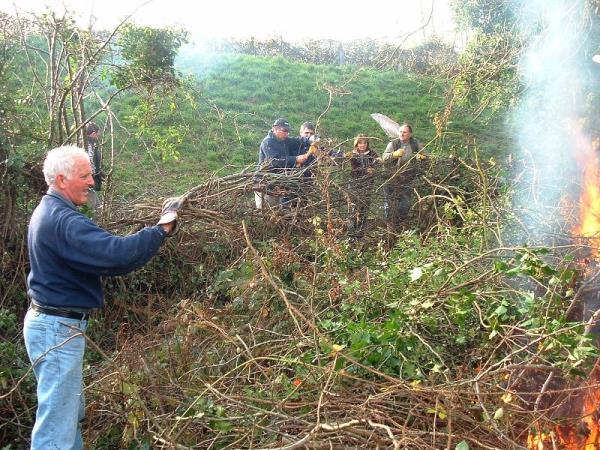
[
  {"xmin": 255, "ymin": 118, "xmax": 314, "ymax": 208},
  {"xmin": 23, "ymin": 145, "xmax": 177, "ymax": 450}
]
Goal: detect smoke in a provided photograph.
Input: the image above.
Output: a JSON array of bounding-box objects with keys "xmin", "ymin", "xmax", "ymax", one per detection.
[{"xmin": 512, "ymin": 0, "xmax": 597, "ymax": 237}]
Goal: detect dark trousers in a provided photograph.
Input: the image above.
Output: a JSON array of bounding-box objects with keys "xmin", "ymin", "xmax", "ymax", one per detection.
[{"xmin": 384, "ymin": 184, "xmax": 411, "ymax": 228}]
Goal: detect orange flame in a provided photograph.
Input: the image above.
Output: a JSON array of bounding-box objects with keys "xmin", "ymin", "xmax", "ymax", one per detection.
[
  {"xmin": 527, "ymin": 131, "xmax": 600, "ymax": 449},
  {"xmin": 576, "ymin": 146, "xmax": 600, "ymax": 256}
]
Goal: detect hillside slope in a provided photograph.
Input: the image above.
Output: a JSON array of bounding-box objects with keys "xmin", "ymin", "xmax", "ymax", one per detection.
[{"xmin": 111, "ymin": 53, "xmax": 497, "ymax": 197}]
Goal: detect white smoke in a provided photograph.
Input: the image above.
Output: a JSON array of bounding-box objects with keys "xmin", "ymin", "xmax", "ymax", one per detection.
[{"xmin": 512, "ymin": 0, "xmax": 593, "ymax": 236}]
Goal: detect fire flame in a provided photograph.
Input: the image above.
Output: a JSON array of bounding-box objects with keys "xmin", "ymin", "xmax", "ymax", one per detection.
[
  {"xmin": 527, "ymin": 134, "xmax": 600, "ymax": 449},
  {"xmin": 556, "ymin": 366, "xmax": 600, "ymax": 449},
  {"xmin": 575, "ymin": 144, "xmax": 600, "ymax": 257}
]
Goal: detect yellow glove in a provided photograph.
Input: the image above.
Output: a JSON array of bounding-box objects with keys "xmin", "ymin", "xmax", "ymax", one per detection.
[
  {"xmin": 308, "ymin": 144, "xmax": 319, "ymax": 155},
  {"xmin": 392, "ymin": 149, "xmax": 404, "ymax": 159},
  {"xmin": 415, "ymin": 152, "xmax": 426, "ymax": 160},
  {"xmin": 366, "ymin": 167, "xmax": 375, "ymax": 175},
  {"xmin": 344, "ymin": 151, "xmax": 354, "ymax": 158}
]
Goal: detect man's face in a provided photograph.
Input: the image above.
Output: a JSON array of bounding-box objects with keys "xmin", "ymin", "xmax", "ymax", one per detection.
[
  {"xmin": 400, "ymin": 126, "xmax": 412, "ymax": 142},
  {"xmin": 58, "ymin": 155, "xmax": 95, "ymax": 206},
  {"xmin": 273, "ymin": 126, "xmax": 290, "ymax": 141},
  {"xmin": 300, "ymin": 127, "xmax": 315, "ymax": 138}
]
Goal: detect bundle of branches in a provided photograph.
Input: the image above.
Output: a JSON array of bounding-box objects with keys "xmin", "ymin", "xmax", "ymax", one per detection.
[
  {"xmin": 106, "ymin": 153, "xmax": 498, "ymax": 244},
  {"xmin": 13, "ymin": 153, "xmax": 581, "ymax": 449},
  {"xmin": 78, "ymin": 154, "xmax": 600, "ymax": 449},
  {"xmin": 91, "ymin": 152, "xmax": 504, "ymax": 322},
  {"xmin": 81, "ymin": 231, "xmax": 598, "ymax": 449}
]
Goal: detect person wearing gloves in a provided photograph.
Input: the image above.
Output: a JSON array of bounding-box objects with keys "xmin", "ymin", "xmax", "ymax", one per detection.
[
  {"xmin": 381, "ymin": 123, "xmax": 425, "ymax": 234},
  {"xmin": 295, "ymin": 121, "xmax": 318, "ymax": 179},
  {"xmin": 346, "ymin": 134, "xmax": 380, "ymax": 237},
  {"xmin": 23, "ymin": 145, "xmax": 178, "ymax": 450},
  {"xmin": 255, "ymin": 118, "xmax": 316, "ymax": 208}
]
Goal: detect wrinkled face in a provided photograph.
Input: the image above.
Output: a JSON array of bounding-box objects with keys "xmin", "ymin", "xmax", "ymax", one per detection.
[
  {"xmin": 273, "ymin": 126, "xmax": 290, "ymax": 141},
  {"xmin": 57, "ymin": 155, "xmax": 94, "ymax": 206},
  {"xmin": 400, "ymin": 126, "xmax": 412, "ymax": 142},
  {"xmin": 356, "ymin": 139, "xmax": 369, "ymax": 153},
  {"xmin": 300, "ymin": 127, "xmax": 315, "ymax": 138}
]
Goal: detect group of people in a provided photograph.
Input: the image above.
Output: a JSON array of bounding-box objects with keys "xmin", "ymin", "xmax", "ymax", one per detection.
[{"xmin": 255, "ymin": 117, "xmax": 425, "ymax": 236}]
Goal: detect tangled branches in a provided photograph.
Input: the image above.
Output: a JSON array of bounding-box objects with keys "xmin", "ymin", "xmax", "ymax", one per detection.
[{"xmin": 6, "ymin": 153, "xmax": 598, "ymax": 449}]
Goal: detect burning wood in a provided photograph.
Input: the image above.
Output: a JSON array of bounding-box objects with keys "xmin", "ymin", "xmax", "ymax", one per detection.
[{"xmin": 527, "ymin": 134, "xmax": 600, "ymax": 449}]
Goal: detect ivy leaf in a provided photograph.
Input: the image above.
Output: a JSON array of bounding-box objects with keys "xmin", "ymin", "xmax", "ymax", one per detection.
[
  {"xmin": 421, "ymin": 299, "xmax": 434, "ymax": 309},
  {"xmin": 456, "ymin": 441, "xmax": 470, "ymax": 450},
  {"xmin": 493, "ymin": 407, "xmax": 504, "ymax": 419},
  {"xmin": 494, "ymin": 305, "xmax": 507, "ymax": 316},
  {"xmin": 410, "ymin": 267, "xmax": 423, "ymax": 281}
]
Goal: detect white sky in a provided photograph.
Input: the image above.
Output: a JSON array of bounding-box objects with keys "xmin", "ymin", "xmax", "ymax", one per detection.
[{"xmin": 1, "ymin": 0, "xmax": 457, "ymax": 45}]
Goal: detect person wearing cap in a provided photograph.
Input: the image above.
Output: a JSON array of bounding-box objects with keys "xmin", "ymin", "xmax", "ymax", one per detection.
[
  {"xmin": 255, "ymin": 118, "xmax": 314, "ymax": 208},
  {"xmin": 23, "ymin": 145, "xmax": 178, "ymax": 449}
]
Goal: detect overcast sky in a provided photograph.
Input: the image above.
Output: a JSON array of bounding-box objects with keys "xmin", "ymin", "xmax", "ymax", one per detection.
[{"xmin": 1, "ymin": 0, "xmax": 457, "ymax": 44}]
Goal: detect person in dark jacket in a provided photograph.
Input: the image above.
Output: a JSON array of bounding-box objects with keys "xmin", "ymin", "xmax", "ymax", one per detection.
[
  {"xmin": 23, "ymin": 145, "xmax": 177, "ymax": 450},
  {"xmin": 85, "ymin": 122, "xmax": 103, "ymax": 211},
  {"xmin": 346, "ymin": 134, "xmax": 380, "ymax": 236},
  {"xmin": 85, "ymin": 122, "xmax": 103, "ymax": 191},
  {"xmin": 381, "ymin": 123, "xmax": 424, "ymax": 232},
  {"xmin": 296, "ymin": 121, "xmax": 317, "ymax": 178},
  {"xmin": 255, "ymin": 118, "xmax": 313, "ymax": 208}
]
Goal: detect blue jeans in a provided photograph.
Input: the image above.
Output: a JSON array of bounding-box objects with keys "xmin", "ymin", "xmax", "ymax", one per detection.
[{"xmin": 24, "ymin": 308, "xmax": 87, "ymax": 450}]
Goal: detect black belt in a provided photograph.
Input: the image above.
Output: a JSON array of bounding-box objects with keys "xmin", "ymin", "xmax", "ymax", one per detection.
[{"xmin": 30, "ymin": 303, "xmax": 91, "ymax": 321}]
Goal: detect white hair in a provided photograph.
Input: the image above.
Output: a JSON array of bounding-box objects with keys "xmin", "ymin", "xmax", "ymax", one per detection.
[{"xmin": 43, "ymin": 145, "xmax": 88, "ymax": 186}]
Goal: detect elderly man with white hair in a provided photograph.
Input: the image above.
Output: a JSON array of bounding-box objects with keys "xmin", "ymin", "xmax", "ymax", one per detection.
[{"xmin": 23, "ymin": 145, "xmax": 177, "ymax": 449}]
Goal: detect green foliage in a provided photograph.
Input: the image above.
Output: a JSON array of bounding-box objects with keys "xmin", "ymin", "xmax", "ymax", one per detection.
[
  {"xmin": 124, "ymin": 96, "xmax": 186, "ymax": 161},
  {"xmin": 453, "ymin": 32, "xmax": 522, "ymax": 123},
  {"xmin": 113, "ymin": 25, "xmax": 188, "ymax": 90},
  {"xmin": 451, "ymin": 0, "xmax": 517, "ymax": 33},
  {"xmin": 208, "ymin": 261, "xmax": 255, "ymax": 303},
  {"xmin": 196, "ymin": 36, "xmax": 458, "ymax": 75},
  {"xmin": 175, "ymin": 396, "xmax": 233, "ymax": 433},
  {"xmin": 310, "ymin": 235, "xmax": 598, "ymax": 380},
  {"xmin": 0, "ymin": 309, "xmax": 35, "ymax": 446}
]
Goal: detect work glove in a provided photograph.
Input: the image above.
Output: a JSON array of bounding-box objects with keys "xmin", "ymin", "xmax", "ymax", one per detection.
[
  {"xmin": 308, "ymin": 134, "xmax": 320, "ymax": 145},
  {"xmin": 344, "ymin": 151, "xmax": 354, "ymax": 158},
  {"xmin": 157, "ymin": 196, "xmax": 183, "ymax": 233},
  {"xmin": 415, "ymin": 152, "xmax": 427, "ymax": 160},
  {"xmin": 307, "ymin": 144, "xmax": 319, "ymax": 156},
  {"xmin": 392, "ymin": 149, "xmax": 405, "ymax": 159}
]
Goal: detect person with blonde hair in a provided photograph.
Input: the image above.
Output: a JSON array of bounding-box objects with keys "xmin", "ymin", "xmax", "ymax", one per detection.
[{"xmin": 346, "ymin": 134, "xmax": 380, "ymax": 236}]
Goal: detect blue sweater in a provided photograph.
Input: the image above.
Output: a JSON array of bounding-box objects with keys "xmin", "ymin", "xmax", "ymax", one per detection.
[
  {"xmin": 257, "ymin": 131, "xmax": 312, "ymax": 173},
  {"xmin": 27, "ymin": 190, "xmax": 168, "ymax": 309}
]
